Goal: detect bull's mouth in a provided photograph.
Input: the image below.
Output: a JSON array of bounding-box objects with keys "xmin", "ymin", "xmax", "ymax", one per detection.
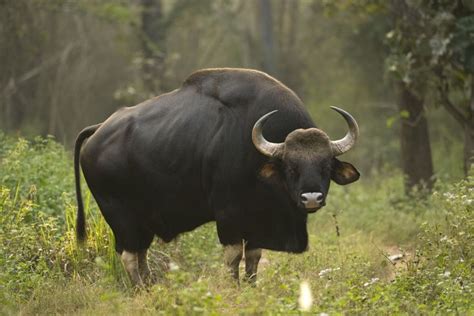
[
  {"xmin": 304, "ymin": 203, "xmax": 325, "ymax": 214},
  {"xmin": 307, "ymin": 208, "xmax": 319, "ymax": 214}
]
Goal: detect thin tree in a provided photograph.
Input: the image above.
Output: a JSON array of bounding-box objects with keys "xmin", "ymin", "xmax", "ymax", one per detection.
[
  {"xmin": 140, "ymin": 0, "xmax": 166, "ymax": 94},
  {"xmin": 387, "ymin": 0, "xmax": 435, "ymax": 192}
]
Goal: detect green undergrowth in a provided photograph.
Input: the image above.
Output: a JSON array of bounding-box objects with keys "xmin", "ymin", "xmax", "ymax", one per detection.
[{"xmin": 0, "ymin": 134, "xmax": 472, "ymax": 315}]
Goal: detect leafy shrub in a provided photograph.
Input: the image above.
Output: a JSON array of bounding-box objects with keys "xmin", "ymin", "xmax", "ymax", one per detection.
[
  {"xmin": 319, "ymin": 176, "xmax": 473, "ymax": 314},
  {"xmin": 0, "ymin": 187, "xmax": 61, "ymax": 305},
  {"xmin": 0, "ymin": 133, "xmax": 73, "ymax": 217},
  {"xmin": 0, "ymin": 134, "xmax": 126, "ymax": 310},
  {"xmin": 396, "ymin": 177, "xmax": 473, "ymax": 313}
]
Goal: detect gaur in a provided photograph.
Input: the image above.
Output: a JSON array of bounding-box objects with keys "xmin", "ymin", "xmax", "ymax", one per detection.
[{"xmin": 74, "ymin": 68, "xmax": 360, "ymax": 285}]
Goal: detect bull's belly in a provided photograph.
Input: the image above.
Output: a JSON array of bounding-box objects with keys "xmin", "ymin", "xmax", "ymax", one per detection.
[{"xmin": 82, "ymin": 161, "xmax": 213, "ymax": 243}]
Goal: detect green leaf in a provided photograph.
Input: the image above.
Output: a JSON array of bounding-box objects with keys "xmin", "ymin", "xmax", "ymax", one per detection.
[
  {"xmin": 400, "ymin": 110, "xmax": 410, "ymax": 119},
  {"xmin": 386, "ymin": 115, "xmax": 397, "ymax": 128}
]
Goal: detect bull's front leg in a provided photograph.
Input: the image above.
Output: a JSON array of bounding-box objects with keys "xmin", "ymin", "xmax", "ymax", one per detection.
[
  {"xmin": 244, "ymin": 248, "xmax": 262, "ymax": 284},
  {"xmin": 224, "ymin": 243, "xmax": 243, "ymax": 281},
  {"xmin": 121, "ymin": 250, "xmax": 144, "ymax": 287}
]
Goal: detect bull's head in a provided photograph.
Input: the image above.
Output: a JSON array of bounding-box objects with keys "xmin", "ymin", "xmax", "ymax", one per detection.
[{"xmin": 252, "ymin": 107, "xmax": 360, "ymax": 213}]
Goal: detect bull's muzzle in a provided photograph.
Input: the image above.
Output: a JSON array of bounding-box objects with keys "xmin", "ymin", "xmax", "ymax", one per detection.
[{"xmin": 301, "ymin": 192, "xmax": 325, "ymax": 212}]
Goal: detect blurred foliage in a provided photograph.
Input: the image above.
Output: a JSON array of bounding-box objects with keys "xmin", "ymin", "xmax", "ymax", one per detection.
[
  {"xmin": 382, "ymin": 0, "xmax": 474, "ymax": 176},
  {"xmin": 384, "ymin": 0, "xmax": 474, "ymax": 98},
  {"xmin": 0, "ymin": 0, "xmax": 137, "ymax": 142},
  {"xmin": 78, "ymin": 1, "xmax": 139, "ymax": 23},
  {"xmin": 322, "ymin": 0, "xmax": 473, "ymax": 180},
  {"xmin": 1, "ymin": 0, "xmax": 469, "ymax": 178}
]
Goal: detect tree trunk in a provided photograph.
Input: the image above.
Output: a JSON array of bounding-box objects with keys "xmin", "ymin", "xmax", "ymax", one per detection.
[
  {"xmin": 258, "ymin": 0, "xmax": 277, "ymax": 76},
  {"xmin": 397, "ymin": 82, "xmax": 434, "ymax": 193},
  {"xmin": 141, "ymin": 0, "xmax": 166, "ymax": 94},
  {"xmin": 465, "ymin": 76, "xmax": 474, "ymax": 174}
]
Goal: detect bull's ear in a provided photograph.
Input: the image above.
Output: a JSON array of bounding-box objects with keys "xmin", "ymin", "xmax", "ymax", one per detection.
[
  {"xmin": 259, "ymin": 162, "xmax": 280, "ymax": 180},
  {"xmin": 331, "ymin": 158, "xmax": 360, "ymax": 185},
  {"xmin": 259, "ymin": 163, "xmax": 287, "ymax": 190}
]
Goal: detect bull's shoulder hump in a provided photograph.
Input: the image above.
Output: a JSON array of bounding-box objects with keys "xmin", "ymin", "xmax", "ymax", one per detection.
[
  {"xmin": 183, "ymin": 68, "xmax": 280, "ymax": 86},
  {"xmin": 181, "ymin": 68, "xmax": 286, "ymax": 107}
]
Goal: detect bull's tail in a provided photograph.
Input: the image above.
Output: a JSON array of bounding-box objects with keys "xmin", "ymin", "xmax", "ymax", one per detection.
[{"xmin": 74, "ymin": 124, "xmax": 101, "ymax": 243}]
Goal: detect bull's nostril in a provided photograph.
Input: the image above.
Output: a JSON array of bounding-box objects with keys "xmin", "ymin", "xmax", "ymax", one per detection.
[
  {"xmin": 316, "ymin": 193, "xmax": 324, "ymax": 203},
  {"xmin": 301, "ymin": 194, "xmax": 307, "ymax": 202}
]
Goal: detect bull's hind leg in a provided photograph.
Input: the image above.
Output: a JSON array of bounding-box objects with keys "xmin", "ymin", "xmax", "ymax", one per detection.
[
  {"xmin": 121, "ymin": 251, "xmax": 144, "ymax": 286},
  {"xmin": 138, "ymin": 249, "xmax": 151, "ymax": 282},
  {"xmin": 244, "ymin": 247, "xmax": 262, "ymax": 284},
  {"xmin": 100, "ymin": 203, "xmax": 154, "ymax": 287},
  {"xmin": 224, "ymin": 243, "xmax": 243, "ymax": 281}
]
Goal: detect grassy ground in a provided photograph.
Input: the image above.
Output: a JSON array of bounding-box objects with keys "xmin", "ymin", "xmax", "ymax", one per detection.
[{"xmin": 0, "ymin": 134, "xmax": 472, "ymax": 315}]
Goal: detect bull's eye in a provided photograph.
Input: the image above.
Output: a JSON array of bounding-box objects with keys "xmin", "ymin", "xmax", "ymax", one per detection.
[
  {"xmin": 320, "ymin": 168, "xmax": 329, "ymax": 179},
  {"xmin": 318, "ymin": 162, "xmax": 331, "ymax": 178},
  {"xmin": 287, "ymin": 165, "xmax": 299, "ymax": 177}
]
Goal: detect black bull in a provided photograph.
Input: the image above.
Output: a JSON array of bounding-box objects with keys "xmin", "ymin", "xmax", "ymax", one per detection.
[{"xmin": 74, "ymin": 68, "xmax": 360, "ymax": 285}]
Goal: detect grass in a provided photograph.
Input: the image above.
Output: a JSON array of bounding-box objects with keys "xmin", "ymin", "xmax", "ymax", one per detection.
[{"xmin": 0, "ymin": 133, "xmax": 472, "ymax": 315}]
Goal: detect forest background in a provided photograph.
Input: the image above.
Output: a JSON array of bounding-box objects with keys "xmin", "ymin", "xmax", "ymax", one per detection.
[{"xmin": 2, "ymin": 0, "xmax": 473, "ymax": 183}]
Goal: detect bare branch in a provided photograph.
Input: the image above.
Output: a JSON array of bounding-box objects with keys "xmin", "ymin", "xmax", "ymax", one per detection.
[
  {"xmin": 437, "ymin": 86, "xmax": 470, "ymax": 128},
  {"xmin": 436, "ymin": 70, "xmax": 470, "ymax": 127},
  {"xmin": 2, "ymin": 43, "xmax": 77, "ymax": 97}
]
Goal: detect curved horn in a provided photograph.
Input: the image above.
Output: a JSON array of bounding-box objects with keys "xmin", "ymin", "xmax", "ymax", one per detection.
[
  {"xmin": 252, "ymin": 110, "xmax": 284, "ymax": 157},
  {"xmin": 330, "ymin": 106, "xmax": 359, "ymax": 156}
]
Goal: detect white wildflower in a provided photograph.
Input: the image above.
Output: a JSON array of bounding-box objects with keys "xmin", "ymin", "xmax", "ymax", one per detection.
[
  {"xmin": 443, "ymin": 192, "xmax": 455, "ymax": 200},
  {"xmin": 388, "ymin": 253, "xmax": 403, "ymax": 262},
  {"xmin": 168, "ymin": 261, "xmax": 179, "ymax": 271},
  {"xmin": 126, "ymin": 86, "xmax": 136, "ymax": 95},
  {"xmin": 386, "ymin": 30, "xmax": 395, "ymax": 39},
  {"xmin": 318, "ymin": 267, "xmax": 340, "ymax": 278},
  {"xmin": 364, "ymin": 277, "xmax": 380, "ymax": 287}
]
